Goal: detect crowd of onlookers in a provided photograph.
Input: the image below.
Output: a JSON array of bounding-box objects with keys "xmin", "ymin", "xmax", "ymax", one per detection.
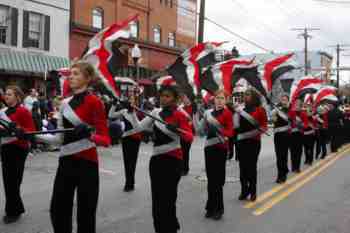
[{"xmin": 0, "ymin": 87, "xmax": 159, "ymax": 151}]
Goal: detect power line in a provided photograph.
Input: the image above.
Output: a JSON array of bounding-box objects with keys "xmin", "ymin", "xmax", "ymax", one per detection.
[
  {"xmin": 329, "ymin": 44, "xmax": 350, "ymax": 87},
  {"xmin": 173, "ymin": 0, "xmax": 273, "ymax": 52},
  {"xmin": 204, "ymin": 17, "xmax": 272, "ymax": 52},
  {"xmin": 313, "ymin": 0, "xmax": 350, "ymax": 4},
  {"xmin": 230, "ymin": 0, "xmax": 290, "ymax": 46},
  {"xmin": 291, "ymin": 27, "xmax": 320, "ymax": 75}
]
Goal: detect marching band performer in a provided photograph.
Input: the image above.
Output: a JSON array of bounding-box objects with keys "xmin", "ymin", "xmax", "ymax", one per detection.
[
  {"xmin": 0, "ymin": 85, "xmax": 35, "ymax": 224},
  {"xmin": 328, "ymin": 102, "xmax": 345, "ymax": 153},
  {"xmin": 234, "ymin": 89, "xmax": 267, "ymax": 201},
  {"xmin": 109, "ymin": 93, "xmax": 142, "ymax": 191},
  {"xmin": 288, "ymin": 99, "xmax": 308, "ymax": 173},
  {"xmin": 36, "ymin": 61, "xmax": 111, "ymax": 233},
  {"xmin": 271, "ymin": 94, "xmax": 290, "ymax": 183},
  {"xmin": 194, "ymin": 89, "xmax": 233, "ymax": 220},
  {"xmin": 138, "ymin": 84, "xmax": 193, "ymax": 233},
  {"xmin": 303, "ymin": 103, "xmax": 316, "ymax": 165},
  {"xmin": 315, "ymin": 104, "xmax": 329, "ymax": 159},
  {"xmin": 178, "ymin": 94, "xmax": 194, "ymax": 176}
]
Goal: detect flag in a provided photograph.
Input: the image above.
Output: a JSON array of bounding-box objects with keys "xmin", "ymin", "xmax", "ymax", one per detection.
[
  {"xmin": 166, "ymin": 42, "xmax": 224, "ymax": 100},
  {"xmin": 156, "ymin": 76, "xmax": 176, "ymax": 89},
  {"xmin": 262, "ymin": 53, "xmax": 294, "ymax": 93},
  {"xmin": 201, "ymin": 89, "xmax": 214, "ymax": 104},
  {"xmin": 204, "ymin": 58, "xmax": 253, "ymax": 95},
  {"xmin": 114, "ymin": 76, "xmax": 138, "ymax": 86},
  {"xmin": 313, "ymin": 86, "xmax": 338, "ymax": 111},
  {"xmin": 232, "ymin": 63, "xmax": 269, "ymax": 100},
  {"xmin": 83, "ymin": 14, "xmax": 139, "ymax": 98},
  {"xmin": 303, "ymin": 93, "xmax": 313, "ymax": 104},
  {"xmin": 271, "ymin": 65, "xmax": 295, "ymax": 85},
  {"xmin": 289, "ymin": 75, "xmax": 324, "ymax": 109},
  {"xmin": 57, "ymin": 68, "xmax": 71, "ymax": 98}
]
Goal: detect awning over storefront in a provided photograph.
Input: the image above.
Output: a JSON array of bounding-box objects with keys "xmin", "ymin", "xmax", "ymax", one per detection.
[{"xmin": 0, "ymin": 50, "xmax": 70, "ymax": 76}]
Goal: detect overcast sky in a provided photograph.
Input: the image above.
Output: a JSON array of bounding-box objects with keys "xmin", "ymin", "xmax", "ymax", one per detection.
[{"xmin": 203, "ymin": 0, "xmax": 350, "ymax": 84}]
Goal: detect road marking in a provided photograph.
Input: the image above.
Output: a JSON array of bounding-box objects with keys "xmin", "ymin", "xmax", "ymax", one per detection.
[
  {"xmin": 99, "ymin": 168, "xmax": 116, "ymax": 175},
  {"xmin": 252, "ymin": 147, "xmax": 350, "ymax": 216},
  {"xmin": 244, "ymin": 154, "xmax": 334, "ymax": 209}
]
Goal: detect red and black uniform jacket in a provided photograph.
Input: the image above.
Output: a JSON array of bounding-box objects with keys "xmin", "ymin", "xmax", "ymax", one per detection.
[
  {"xmin": 108, "ymin": 105, "xmax": 142, "ymax": 141},
  {"xmin": 235, "ymin": 106, "xmax": 267, "ymax": 141},
  {"xmin": 304, "ymin": 111, "xmax": 316, "ymax": 136},
  {"xmin": 0, "ymin": 104, "xmax": 35, "ymax": 149},
  {"xmin": 178, "ymin": 104, "xmax": 194, "ymax": 142},
  {"xmin": 60, "ymin": 91, "xmax": 110, "ymax": 163},
  {"xmin": 272, "ymin": 106, "xmax": 290, "ymax": 134},
  {"xmin": 288, "ymin": 110, "xmax": 308, "ymax": 134},
  {"xmin": 202, "ymin": 107, "xmax": 233, "ymax": 150},
  {"xmin": 139, "ymin": 106, "xmax": 193, "ymax": 160}
]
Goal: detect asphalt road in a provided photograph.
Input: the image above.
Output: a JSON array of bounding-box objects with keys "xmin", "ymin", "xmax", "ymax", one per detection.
[{"xmin": 0, "ymin": 136, "xmax": 350, "ymax": 233}]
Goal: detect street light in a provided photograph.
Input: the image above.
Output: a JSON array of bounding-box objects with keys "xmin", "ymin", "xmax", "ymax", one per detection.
[{"xmin": 131, "ymin": 44, "xmax": 142, "ymax": 81}]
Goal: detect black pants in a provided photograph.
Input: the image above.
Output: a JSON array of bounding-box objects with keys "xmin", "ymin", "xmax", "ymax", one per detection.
[
  {"xmin": 50, "ymin": 158, "xmax": 99, "ymax": 233},
  {"xmin": 1, "ymin": 144, "xmax": 28, "ymax": 217},
  {"xmin": 122, "ymin": 137, "xmax": 141, "ymax": 187},
  {"xmin": 330, "ymin": 126, "xmax": 344, "ymax": 153},
  {"xmin": 273, "ymin": 132, "xmax": 290, "ymax": 179},
  {"xmin": 290, "ymin": 132, "xmax": 303, "ymax": 171},
  {"xmin": 236, "ymin": 139, "xmax": 261, "ymax": 196},
  {"xmin": 180, "ymin": 139, "xmax": 192, "ymax": 173},
  {"xmin": 316, "ymin": 129, "xmax": 328, "ymax": 158},
  {"xmin": 204, "ymin": 146, "xmax": 227, "ymax": 214},
  {"xmin": 303, "ymin": 133, "xmax": 315, "ymax": 164},
  {"xmin": 149, "ymin": 155, "xmax": 182, "ymax": 233},
  {"xmin": 228, "ymin": 136, "xmax": 235, "ymax": 160}
]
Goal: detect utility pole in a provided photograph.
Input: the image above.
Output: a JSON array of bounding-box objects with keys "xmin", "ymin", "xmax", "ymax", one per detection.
[
  {"xmin": 291, "ymin": 27, "xmax": 320, "ymax": 76},
  {"xmin": 198, "ymin": 0, "xmax": 205, "ymax": 43},
  {"xmin": 329, "ymin": 44, "xmax": 350, "ymax": 88}
]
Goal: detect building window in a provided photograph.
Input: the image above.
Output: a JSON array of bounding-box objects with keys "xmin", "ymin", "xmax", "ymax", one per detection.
[
  {"xmin": 129, "ymin": 21, "xmax": 139, "ymax": 38},
  {"xmin": 92, "ymin": 8, "xmax": 103, "ymax": 29},
  {"xmin": 28, "ymin": 12, "xmax": 42, "ymax": 48},
  {"xmin": 153, "ymin": 26, "xmax": 161, "ymax": 43},
  {"xmin": 168, "ymin": 32, "xmax": 175, "ymax": 47},
  {"xmin": 23, "ymin": 11, "xmax": 50, "ymax": 50},
  {"xmin": 0, "ymin": 5, "xmax": 9, "ymax": 44}
]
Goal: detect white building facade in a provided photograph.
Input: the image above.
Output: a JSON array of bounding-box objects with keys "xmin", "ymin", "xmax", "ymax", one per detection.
[{"xmin": 0, "ymin": 0, "xmax": 70, "ymax": 57}]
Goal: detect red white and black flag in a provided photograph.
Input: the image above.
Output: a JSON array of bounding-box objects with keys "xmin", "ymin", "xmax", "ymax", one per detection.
[
  {"xmin": 166, "ymin": 42, "xmax": 224, "ymax": 100},
  {"xmin": 313, "ymin": 86, "xmax": 338, "ymax": 110},
  {"xmin": 83, "ymin": 14, "xmax": 139, "ymax": 98},
  {"xmin": 232, "ymin": 63, "xmax": 269, "ymax": 100},
  {"xmin": 262, "ymin": 53, "xmax": 294, "ymax": 93},
  {"xmin": 289, "ymin": 75, "xmax": 324, "ymax": 109},
  {"xmin": 203, "ymin": 58, "xmax": 253, "ymax": 94}
]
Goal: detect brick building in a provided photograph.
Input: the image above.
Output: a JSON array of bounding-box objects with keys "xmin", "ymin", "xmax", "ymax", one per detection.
[{"xmin": 70, "ymin": 0, "xmax": 198, "ymax": 76}]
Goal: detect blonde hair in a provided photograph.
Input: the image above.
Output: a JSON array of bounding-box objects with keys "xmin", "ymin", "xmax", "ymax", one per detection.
[
  {"xmin": 6, "ymin": 85, "xmax": 25, "ymax": 103},
  {"xmin": 71, "ymin": 61, "xmax": 97, "ymax": 84}
]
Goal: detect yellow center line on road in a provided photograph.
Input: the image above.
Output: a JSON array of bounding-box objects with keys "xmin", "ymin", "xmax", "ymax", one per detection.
[
  {"xmin": 244, "ymin": 154, "xmax": 334, "ymax": 209},
  {"xmin": 252, "ymin": 147, "xmax": 350, "ymax": 216}
]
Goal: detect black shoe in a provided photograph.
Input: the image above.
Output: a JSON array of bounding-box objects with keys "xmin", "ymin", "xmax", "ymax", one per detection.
[
  {"xmin": 3, "ymin": 215, "xmax": 21, "ymax": 224},
  {"xmin": 276, "ymin": 177, "xmax": 283, "ymax": 184},
  {"xmin": 123, "ymin": 184, "xmax": 134, "ymax": 192},
  {"xmin": 205, "ymin": 211, "xmax": 213, "ymax": 218},
  {"xmin": 181, "ymin": 170, "xmax": 189, "ymax": 176},
  {"xmin": 250, "ymin": 194, "xmax": 257, "ymax": 202},
  {"xmin": 281, "ymin": 176, "xmax": 287, "ymax": 183},
  {"xmin": 211, "ymin": 210, "xmax": 223, "ymax": 220},
  {"xmin": 238, "ymin": 192, "xmax": 249, "ymax": 201}
]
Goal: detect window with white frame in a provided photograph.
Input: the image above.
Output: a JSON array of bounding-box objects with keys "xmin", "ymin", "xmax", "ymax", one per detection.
[
  {"xmin": 0, "ymin": 5, "xmax": 9, "ymax": 44},
  {"xmin": 92, "ymin": 8, "xmax": 103, "ymax": 29},
  {"xmin": 129, "ymin": 21, "xmax": 139, "ymax": 38},
  {"xmin": 153, "ymin": 26, "xmax": 161, "ymax": 43},
  {"xmin": 28, "ymin": 12, "xmax": 42, "ymax": 48},
  {"xmin": 168, "ymin": 32, "xmax": 175, "ymax": 47}
]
